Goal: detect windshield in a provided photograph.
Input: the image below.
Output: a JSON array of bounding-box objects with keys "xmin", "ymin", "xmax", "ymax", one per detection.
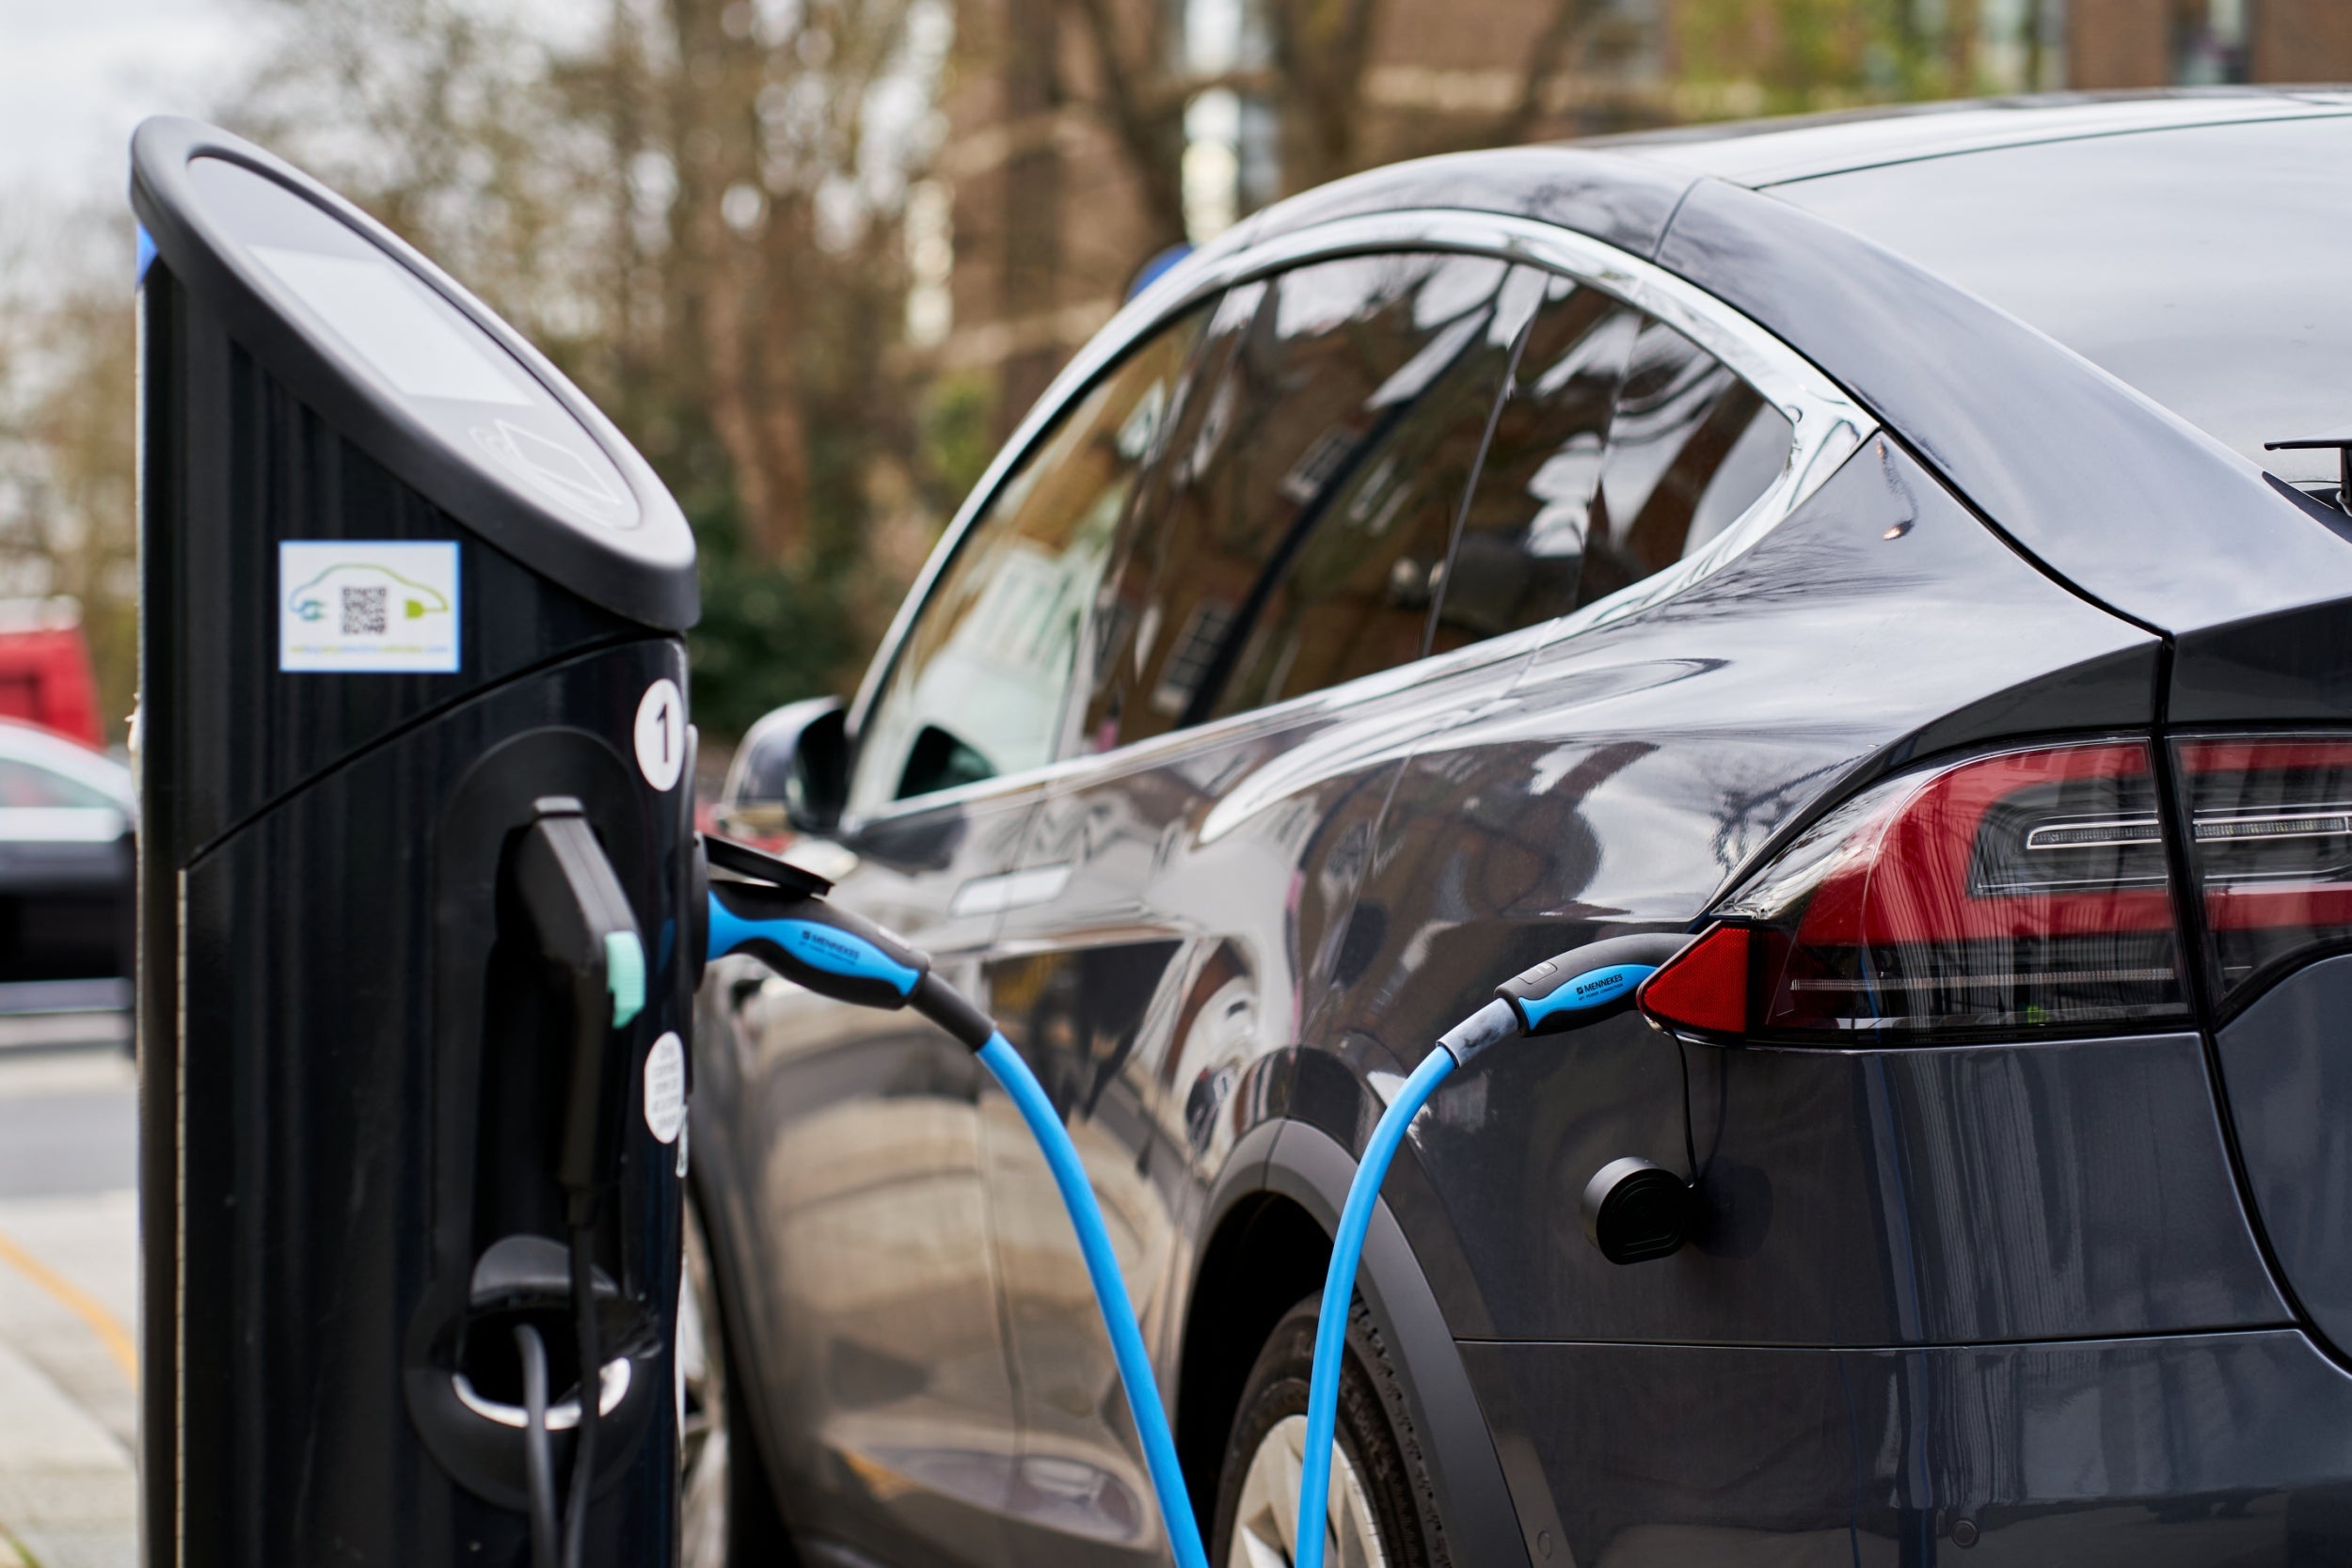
[{"xmin": 1779, "ymin": 114, "xmax": 2352, "ymax": 489}]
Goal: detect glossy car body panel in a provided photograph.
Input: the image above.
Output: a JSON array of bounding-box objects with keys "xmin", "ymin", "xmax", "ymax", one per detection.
[
  {"xmin": 979, "ymin": 655, "xmax": 1471, "ymax": 1560},
  {"xmin": 1465, "ymin": 1329, "xmax": 2352, "ymax": 1568},
  {"xmin": 1237, "ymin": 146, "xmax": 1696, "ymax": 261},
  {"xmin": 1769, "ymin": 116, "xmax": 2352, "ymax": 482},
  {"xmin": 1609, "ymin": 89, "xmax": 2352, "ymax": 186},
  {"xmin": 2212, "ymin": 953, "xmax": 2352, "ymax": 1365},
  {"xmin": 1652, "ymin": 175, "xmax": 2352, "ymax": 721},
  {"xmin": 695, "ymin": 783, "xmax": 1038, "ymax": 1568},
  {"xmin": 1378, "ymin": 1024, "xmax": 2280, "ymax": 1344},
  {"xmin": 1312, "ymin": 441, "xmax": 2282, "ymax": 1346}
]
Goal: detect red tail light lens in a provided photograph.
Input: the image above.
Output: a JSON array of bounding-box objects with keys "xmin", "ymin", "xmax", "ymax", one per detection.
[
  {"xmin": 2177, "ymin": 736, "xmax": 2352, "ymax": 1002},
  {"xmin": 1641, "ymin": 741, "xmax": 2192, "ymax": 1042}
]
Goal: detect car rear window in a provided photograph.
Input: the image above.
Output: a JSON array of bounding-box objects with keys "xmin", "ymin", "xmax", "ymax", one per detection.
[{"xmin": 1777, "ymin": 115, "xmax": 2352, "ymax": 488}]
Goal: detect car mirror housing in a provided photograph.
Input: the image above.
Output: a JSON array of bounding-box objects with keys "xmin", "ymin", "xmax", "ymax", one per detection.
[{"xmin": 716, "ymin": 696, "xmax": 848, "ymax": 840}]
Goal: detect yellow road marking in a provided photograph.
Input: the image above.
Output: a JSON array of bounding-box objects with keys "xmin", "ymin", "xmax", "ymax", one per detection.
[{"xmin": 0, "ymin": 1225, "xmax": 135, "ymax": 1389}]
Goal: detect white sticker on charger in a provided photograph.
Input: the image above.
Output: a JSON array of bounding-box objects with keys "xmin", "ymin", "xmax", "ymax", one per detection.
[
  {"xmin": 644, "ymin": 1031, "xmax": 686, "ymax": 1144},
  {"xmin": 634, "ymin": 678, "xmax": 685, "ymax": 791},
  {"xmin": 279, "ymin": 540, "xmax": 460, "ymax": 673}
]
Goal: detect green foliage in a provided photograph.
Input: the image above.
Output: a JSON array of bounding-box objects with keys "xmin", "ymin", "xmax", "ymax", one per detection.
[
  {"xmin": 220, "ymin": 0, "xmax": 960, "ymax": 745},
  {"xmin": 684, "ymin": 492, "xmax": 865, "ymax": 740},
  {"xmin": 1673, "ymin": 0, "xmax": 1962, "ymax": 117},
  {"xmin": 918, "ymin": 370, "xmax": 999, "ymax": 520}
]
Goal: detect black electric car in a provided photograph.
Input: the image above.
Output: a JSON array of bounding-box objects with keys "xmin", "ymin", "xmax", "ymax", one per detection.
[{"xmin": 685, "ymin": 91, "xmax": 2352, "ymax": 1568}]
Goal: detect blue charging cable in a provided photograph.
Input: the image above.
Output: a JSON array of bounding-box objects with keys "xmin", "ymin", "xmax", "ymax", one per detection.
[
  {"xmin": 702, "ymin": 855, "xmax": 1212, "ymax": 1568},
  {"xmin": 977, "ymin": 1033, "xmax": 1210, "ymax": 1568},
  {"xmin": 1290, "ymin": 934, "xmax": 1686, "ymax": 1568},
  {"xmin": 702, "ymin": 836, "xmax": 1688, "ymax": 1568}
]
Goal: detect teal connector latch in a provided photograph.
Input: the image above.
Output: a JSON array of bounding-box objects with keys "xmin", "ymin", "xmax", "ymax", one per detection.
[{"xmin": 604, "ymin": 931, "xmax": 645, "ymax": 1027}]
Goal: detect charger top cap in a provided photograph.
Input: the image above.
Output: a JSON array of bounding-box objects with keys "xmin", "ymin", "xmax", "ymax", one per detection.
[{"xmin": 130, "ymin": 116, "xmax": 697, "ymax": 631}]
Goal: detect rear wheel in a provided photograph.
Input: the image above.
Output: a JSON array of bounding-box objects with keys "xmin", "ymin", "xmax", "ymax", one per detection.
[
  {"xmin": 679, "ymin": 1194, "xmax": 795, "ymax": 1567},
  {"xmin": 1211, "ymin": 1294, "xmax": 1441, "ymax": 1568}
]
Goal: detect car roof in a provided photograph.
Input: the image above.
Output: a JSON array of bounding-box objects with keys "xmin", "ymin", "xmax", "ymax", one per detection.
[
  {"xmin": 0, "ymin": 720, "xmax": 133, "ymax": 804},
  {"xmin": 1589, "ymin": 87, "xmax": 2352, "ymax": 187},
  {"xmin": 997, "ymin": 91, "xmax": 2352, "ymax": 726}
]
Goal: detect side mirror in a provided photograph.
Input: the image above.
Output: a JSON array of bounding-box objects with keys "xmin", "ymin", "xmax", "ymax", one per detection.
[{"xmin": 715, "ymin": 696, "xmax": 848, "ymax": 840}]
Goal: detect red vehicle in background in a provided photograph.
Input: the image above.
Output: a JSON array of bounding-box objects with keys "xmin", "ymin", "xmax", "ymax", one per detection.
[{"xmin": 0, "ymin": 599, "xmax": 103, "ymax": 749}]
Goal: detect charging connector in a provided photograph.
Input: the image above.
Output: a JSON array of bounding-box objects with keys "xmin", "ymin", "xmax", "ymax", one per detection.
[
  {"xmin": 697, "ymin": 837, "xmax": 1212, "ymax": 1568},
  {"xmin": 1290, "ymin": 931, "xmax": 1692, "ymax": 1568}
]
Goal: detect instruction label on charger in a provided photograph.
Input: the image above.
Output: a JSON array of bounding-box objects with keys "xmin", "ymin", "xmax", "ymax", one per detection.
[
  {"xmin": 279, "ymin": 540, "xmax": 460, "ymax": 673},
  {"xmin": 644, "ymin": 1032, "xmax": 686, "ymax": 1144}
]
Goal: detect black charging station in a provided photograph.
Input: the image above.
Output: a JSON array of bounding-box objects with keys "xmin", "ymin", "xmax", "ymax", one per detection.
[{"xmin": 132, "ymin": 118, "xmax": 699, "ymax": 1567}]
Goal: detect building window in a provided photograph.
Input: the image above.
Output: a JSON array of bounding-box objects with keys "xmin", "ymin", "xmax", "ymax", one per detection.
[
  {"xmin": 2172, "ymin": 0, "xmax": 2249, "ymax": 84},
  {"xmin": 1978, "ymin": 0, "xmax": 2067, "ymax": 92},
  {"xmin": 1182, "ymin": 0, "xmax": 1279, "ymax": 243}
]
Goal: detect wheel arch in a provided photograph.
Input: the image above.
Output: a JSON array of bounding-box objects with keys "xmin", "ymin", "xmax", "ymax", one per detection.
[{"xmin": 1178, "ymin": 1116, "xmax": 1533, "ymax": 1568}]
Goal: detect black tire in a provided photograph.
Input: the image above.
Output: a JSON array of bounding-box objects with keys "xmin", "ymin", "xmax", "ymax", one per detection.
[
  {"xmin": 680, "ymin": 1193, "xmax": 798, "ymax": 1568},
  {"xmin": 1209, "ymin": 1293, "xmax": 1445, "ymax": 1568}
]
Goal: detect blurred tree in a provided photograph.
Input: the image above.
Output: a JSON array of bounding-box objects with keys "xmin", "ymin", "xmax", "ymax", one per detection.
[
  {"xmin": 230, "ymin": 0, "xmax": 954, "ymax": 737},
  {"xmin": 0, "ymin": 0, "xmax": 1999, "ymax": 752},
  {"xmin": 1675, "ymin": 0, "xmax": 1971, "ymax": 110},
  {"xmin": 1047, "ymin": 0, "xmax": 1666, "ymax": 251},
  {"xmin": 0, "ymin": 214, "xmax": 138, "ymax": 742}
]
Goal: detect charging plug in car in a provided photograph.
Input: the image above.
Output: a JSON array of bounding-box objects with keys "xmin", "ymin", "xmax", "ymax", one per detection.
[
  {"xmin": 694, "ymin": 835, "xmax": 1212, "ymax": 1568},
  {"xmin": 1488, "ymin": 932, "xmax": 1701, "ymax": 1265},
  {"xmin": 1289, "ymin": 930, "xmax": 1692, "ymax": 1568},
  {"xmin": 701, "ymin": 832, "xmax": 995, "ymax": 1049}
]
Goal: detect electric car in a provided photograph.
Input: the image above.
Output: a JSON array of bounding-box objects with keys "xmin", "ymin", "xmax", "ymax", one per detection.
[{"xmin": 686, "ymin": 91, "xmax": 2352, "ymax": 1568}]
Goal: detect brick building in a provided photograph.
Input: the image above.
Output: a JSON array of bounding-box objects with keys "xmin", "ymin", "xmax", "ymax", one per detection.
[{"xmin": 914, "ymin": 0, "xmax": 2352, "ymax": 439}]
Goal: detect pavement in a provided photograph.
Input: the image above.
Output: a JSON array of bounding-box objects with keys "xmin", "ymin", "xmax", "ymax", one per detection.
[{"xmin": 0, "ymin": 1024, "xmax": 138, "ymax": 1568}]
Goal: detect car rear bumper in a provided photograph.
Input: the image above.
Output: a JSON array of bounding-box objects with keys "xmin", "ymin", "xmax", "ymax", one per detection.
[{"xmin": 1463, "ymin": 1328, "xmax": 2352, "ymax": 1565}]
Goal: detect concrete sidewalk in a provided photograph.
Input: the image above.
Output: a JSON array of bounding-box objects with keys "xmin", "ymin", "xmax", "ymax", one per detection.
[{"xmin": 0, "ymin": 1043, "xmax": 137, "ymax": 1568}]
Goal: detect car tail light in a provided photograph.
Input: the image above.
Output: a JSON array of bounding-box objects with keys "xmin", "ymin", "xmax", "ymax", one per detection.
[
  {"xmin": 1639, "ymin": 741, "xmax": 2192, "ymax": 1042},
  {"xmin": 2177, "ymin": 736, "xmax": 2352, "ymax": 1002}
]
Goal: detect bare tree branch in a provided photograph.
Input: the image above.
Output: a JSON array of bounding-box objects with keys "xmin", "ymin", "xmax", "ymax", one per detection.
[
  {"xmin": 1490, "ymin": 0, "xmax": 1609, "ymax": 146},
  {"xmin": 1059, "ymin": 0, "xmax": 1188, "ymax": 250}
]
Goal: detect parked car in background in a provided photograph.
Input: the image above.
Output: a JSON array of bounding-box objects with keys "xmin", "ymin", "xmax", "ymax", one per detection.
[
  {"xmin": 686, "ymin": 92, "xmax": 2352, "ymax": 1568},
  {"xmin": 0, "ymin": 720, "xmax": 135, "ymax": 1015}
]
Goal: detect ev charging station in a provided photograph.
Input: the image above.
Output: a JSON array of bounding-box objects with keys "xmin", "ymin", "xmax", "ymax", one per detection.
[{"xmin": 132, "ymin": 118, "xmax": 700, "ymax": 1567}]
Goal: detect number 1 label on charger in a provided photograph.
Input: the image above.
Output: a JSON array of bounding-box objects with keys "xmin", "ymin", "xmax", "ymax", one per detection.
[{"xmin": 635, "ymin": 678, "xmax": 684, "ymax": 791}]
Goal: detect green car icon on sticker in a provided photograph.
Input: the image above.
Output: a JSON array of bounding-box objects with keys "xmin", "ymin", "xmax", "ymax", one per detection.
[
  {"xmin": 279, "ymin": 541, "xmax": 461, "ymax": 673},
  {"xmin": 287, "ymin": 563, "xmax": 452, "ymax": 624}
]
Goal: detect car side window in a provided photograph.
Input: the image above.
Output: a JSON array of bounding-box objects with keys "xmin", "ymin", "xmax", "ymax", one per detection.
[
  {"xmin": 1083, "ymin": 251, "xmax": 1523, "ymax": 750},
  {"xmin": 847, "ymin": 304, "xmax": 1211, "ymax": 813},
  {"xmin": 1579, "ymin": 318, "xmax": 1794, "ymax": 610},
  {"xmin": 1431, "ymin": 273, "xmax": 1643, "ymax": 649},
  {"xmin": 1436, "ymin": 296, "xmax": 1793, "ymax": 641}
]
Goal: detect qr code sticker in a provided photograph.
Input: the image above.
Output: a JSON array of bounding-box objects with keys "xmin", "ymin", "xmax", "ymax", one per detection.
[{"xmin": 341, "ymin": 585, "xmax": 388, "ymax": 637}]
